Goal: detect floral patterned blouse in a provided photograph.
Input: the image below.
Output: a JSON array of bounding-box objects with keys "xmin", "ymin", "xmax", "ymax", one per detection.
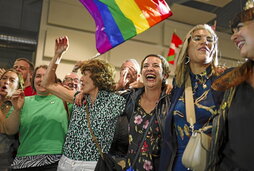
[{"xmin": 127, "ymin": 102, "xmax": 160, "ymax": 171}]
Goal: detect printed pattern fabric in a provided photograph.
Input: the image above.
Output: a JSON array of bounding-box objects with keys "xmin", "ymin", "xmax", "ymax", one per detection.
[
  {"xmin": 173, "ymin": 68, "xmax": 217, "ymax": 171},
  {"xmin": 127, "ymin": 104, "xmax": 160, "ymax": 171},
  {"xmin": 63, "ymin": 90, "xmax": 126, "ymax": 161},
  {"xmin": 11, "ymin": 154, "xmax": 61, "ymax": 169}
]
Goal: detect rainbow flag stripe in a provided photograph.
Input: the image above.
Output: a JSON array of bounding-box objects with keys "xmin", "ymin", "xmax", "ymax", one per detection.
[{"xmin": 80, "ymin": 0, "xmax": 172, "ymax": 54}]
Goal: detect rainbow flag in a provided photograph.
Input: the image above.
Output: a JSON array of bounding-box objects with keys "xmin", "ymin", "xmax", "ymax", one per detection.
[
  {"xmin": 167, "ymin": 32, "xmax": 182, "ymax": 65},
  {"xmin": 80, "ymin": 0, "xmax": 172, "ymax": 54}
]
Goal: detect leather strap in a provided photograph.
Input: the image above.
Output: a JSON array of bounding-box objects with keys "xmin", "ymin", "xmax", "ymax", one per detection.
[
  {"xmin": 184, "ymin": 75, "xmax": 196, "ymax": 131},
  {"xmin": 86, "ymin": 103, "xmax": 104, "ymax": 159},
  {"xmin": 131, "ymin": 114, "xmax": 156, "ymax": 167}
]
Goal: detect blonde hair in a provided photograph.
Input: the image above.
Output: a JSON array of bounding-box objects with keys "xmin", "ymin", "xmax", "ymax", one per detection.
[{"xmin": 175, "ymin": 24, "xmax": 218, "ymax": 87}]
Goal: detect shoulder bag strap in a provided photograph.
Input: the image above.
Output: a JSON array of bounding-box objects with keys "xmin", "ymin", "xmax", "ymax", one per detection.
[
  {"xmin": 85, "ymin": 103, "xmax": 104, "ymax": 159},
  {"xmin": 184, "ymin": 75, "xmax": 196, "ymax": 131}
]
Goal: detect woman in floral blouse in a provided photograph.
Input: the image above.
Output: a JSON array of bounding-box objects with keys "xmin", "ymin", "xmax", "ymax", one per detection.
[
  {"xmin": 122, "ymin": 54, "xmax": 171, "ymax": 171},
  {"xmin": 42, "ymin": 37, "xmax": 126, "ymax": 171}
]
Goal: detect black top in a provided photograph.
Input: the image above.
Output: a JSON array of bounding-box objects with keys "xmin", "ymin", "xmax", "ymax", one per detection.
[{"xmin": 222, "ymin": 82, "xmax": 254, "ymax": 170}]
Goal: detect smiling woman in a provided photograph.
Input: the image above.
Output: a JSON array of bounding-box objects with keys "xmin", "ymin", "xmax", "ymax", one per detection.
[
  {"xmin": 159, "ymin": 24, "xmax": 225, "ymax": 171},
  {"xmin": 120, "ymin": 54, "xmax": 171, "ymax": 171},
  {"xmin": 208, "ymin": 7, "xmax": 254, "ymax": 171}
]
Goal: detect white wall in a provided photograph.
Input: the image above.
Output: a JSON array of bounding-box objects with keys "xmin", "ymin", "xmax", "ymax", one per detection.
[{"xmin": 35, "ymin": 0, "xmax": 241, "ymax": 81}]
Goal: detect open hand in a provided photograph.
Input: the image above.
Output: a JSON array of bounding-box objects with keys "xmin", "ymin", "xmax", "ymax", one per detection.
[
  {"xmin": 55, "ymin": 36, "xmax": 69, "ymax": 58},
  {"xmin": 10, "ymin": 89, "xmax": 25, "ymax": 111}
]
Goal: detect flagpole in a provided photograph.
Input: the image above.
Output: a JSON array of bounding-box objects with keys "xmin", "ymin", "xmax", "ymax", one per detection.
[{"xmin": 91, "ymin": 53, "xmax": 101, "ymax": 59}]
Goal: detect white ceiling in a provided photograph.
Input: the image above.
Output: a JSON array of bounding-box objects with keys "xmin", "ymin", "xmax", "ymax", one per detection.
[{"xmin": 166, "ymin": 0, "xmax": 247, "ymax": 33}]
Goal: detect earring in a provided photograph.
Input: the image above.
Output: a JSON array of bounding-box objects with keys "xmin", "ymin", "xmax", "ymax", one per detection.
[{"xmin": 185, "ymin": 56, "xmax": 190, "ymax": 64}]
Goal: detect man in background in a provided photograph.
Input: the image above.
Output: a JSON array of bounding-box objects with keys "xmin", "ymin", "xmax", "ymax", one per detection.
[
  {"xmin": 115, "ymin": 59, "xmax": 140, "ymax": 91},
  {"xmin": 62, "ymin": 72, "xmax": 79, "ymax": 91},
  {"xmin": 13, "ymin": 58, "xmax": 36, "ymax": 96}
]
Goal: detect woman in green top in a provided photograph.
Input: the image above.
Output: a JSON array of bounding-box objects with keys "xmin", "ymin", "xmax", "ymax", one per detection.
[{"xmin": 3, "ymin": 65, "xmax": 68, "ymax": 171}]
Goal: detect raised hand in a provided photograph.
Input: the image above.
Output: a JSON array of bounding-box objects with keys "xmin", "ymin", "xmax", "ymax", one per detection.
[
  {"xmin": 116, "ymin": 66, "xmax": 138, "ymax": 90},
  {"xmin": 127, "ymin": 66, "xmax": 138, "ymax": 84},
  {"xmin": 55, "ymin": 36, "xmax": 69, "ymax": 58},
  {"xmin": 165, "ymin": 83, "xmax": 173, "ymax": 94},
  {"xmin": 10, "ymin": 89, "xmax": 25, "ymax": 111}
]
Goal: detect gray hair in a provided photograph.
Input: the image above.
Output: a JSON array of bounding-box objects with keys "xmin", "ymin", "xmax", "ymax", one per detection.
[{"xmin": 124, "ymin": 59, "xmax": 140, "ymax": 74}]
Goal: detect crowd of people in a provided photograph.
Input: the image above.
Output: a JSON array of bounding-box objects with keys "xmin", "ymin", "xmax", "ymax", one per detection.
[{"xmin": 0, "ymin": 6, "xmax": 253, "ymax": 171}]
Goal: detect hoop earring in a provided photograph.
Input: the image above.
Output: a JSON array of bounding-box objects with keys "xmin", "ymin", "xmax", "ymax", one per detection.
[{"xmin": 185, "ymin": 56, "xmax": 190, "ymax": 64}]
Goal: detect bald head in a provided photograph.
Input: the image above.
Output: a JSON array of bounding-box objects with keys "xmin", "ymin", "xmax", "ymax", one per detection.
[{"xmin": 63, "ymin": 72, "xmax": 79, "ymax": 91}]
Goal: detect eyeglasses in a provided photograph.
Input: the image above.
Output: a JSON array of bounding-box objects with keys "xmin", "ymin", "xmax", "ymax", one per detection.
[
  {"xmin": 191, "ymin": 35, "xmax": 216, "ymax": 44},
  {"xmin": 64, "ymin": 77, "xmax": 79, "ymax": 83}
]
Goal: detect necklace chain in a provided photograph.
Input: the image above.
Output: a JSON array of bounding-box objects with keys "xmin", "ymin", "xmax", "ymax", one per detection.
[{"xmin": 193, "ymin": 70, "xmax": 212, "ymax": 92}]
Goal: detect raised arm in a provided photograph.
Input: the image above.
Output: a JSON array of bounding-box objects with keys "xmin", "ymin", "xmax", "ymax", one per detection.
[
  {"xmin": 42, "ymin": 36, "xmax": 75, "ymax": 103},
  {"xmin": 3, "ymin": 89, "xmax": 24, "ymax": 135}
]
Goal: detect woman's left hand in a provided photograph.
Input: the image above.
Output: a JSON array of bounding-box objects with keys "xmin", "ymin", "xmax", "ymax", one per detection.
[
  {"xmin": 10, "ymin": 89, "xmax": 25, "ymax": 111},
  {"xmin": 165, "ymin": 84, "xmax": 173, "ymax": 94},
  {"xmin": 75, "ymin": 91, "xmax": 86, "ymax": 107}
]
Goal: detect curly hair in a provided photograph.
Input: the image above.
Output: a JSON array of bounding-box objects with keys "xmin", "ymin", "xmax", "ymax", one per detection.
[
  {"xmin": 80, "ymin": 59, "xmax": 116, "ymax": 92},
  {"xmin": 0, "ymin": 68, "xmax": 24, "ymax": 90}
]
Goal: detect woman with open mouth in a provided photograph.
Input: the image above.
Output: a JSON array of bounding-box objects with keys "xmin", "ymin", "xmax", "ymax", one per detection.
[
  {"xmin": 0, "ymin": 69, "xmax": 23, "ymax": 171},
  {"xmin": 209, "ymin": 6, "xmax": 254, "ymax": 171},
  {"xmin": 2, "ymin": 65, "xmax": 69, "ymax": 171},
  {"xmin": 122, "ymin": 54, "xmax": 171, "ymax": 171}
]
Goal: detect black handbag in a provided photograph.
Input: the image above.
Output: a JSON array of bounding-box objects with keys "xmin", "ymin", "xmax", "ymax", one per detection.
[
  {"xmin": 95, "ymin": 153, "xmax": 123, "ymax": 171},
  {"xmin": 85, "ymin": 104, "xmax": 123, "ymax": 171}
]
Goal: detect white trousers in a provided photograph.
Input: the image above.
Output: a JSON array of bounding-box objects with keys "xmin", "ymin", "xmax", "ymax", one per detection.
[{"xmin": 57, "ymin": 155, "xmax": 97, "ymax": 171}]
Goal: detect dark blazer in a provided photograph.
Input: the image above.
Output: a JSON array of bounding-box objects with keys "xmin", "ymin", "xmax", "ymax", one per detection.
[
  {"xmin": 110, "ymin": 86, "xmax": 171, "ymax": 159},
  {"xmin": 159, "ymin": 75, "xmax": 224, "ymax": 171}
]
